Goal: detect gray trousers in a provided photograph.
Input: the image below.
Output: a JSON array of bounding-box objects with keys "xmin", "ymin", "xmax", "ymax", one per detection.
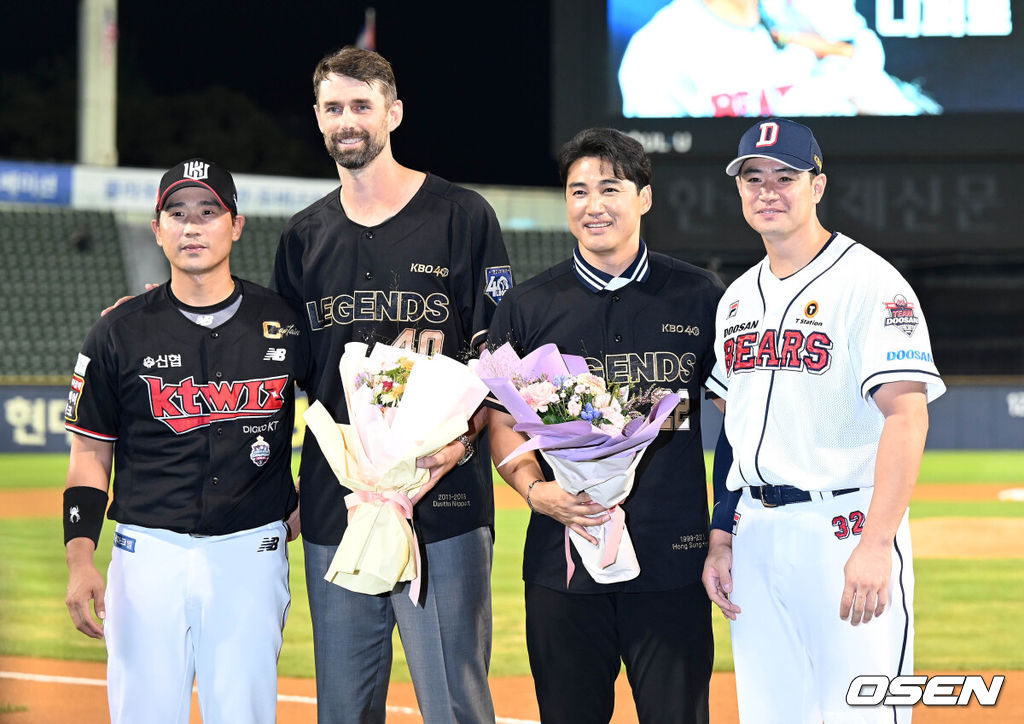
[{"xmin": 304, "ymin": 526, "xmax": 495, "ymax": 724}]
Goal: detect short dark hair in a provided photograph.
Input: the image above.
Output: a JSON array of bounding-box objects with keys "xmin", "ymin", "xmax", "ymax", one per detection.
[
  {"xmin": 313, "ymin": 46, "xmax": 397, "ymax": 106},
  {"xmin": 557, "ymin": 128, "xmax": 652, "ymax": 191}
]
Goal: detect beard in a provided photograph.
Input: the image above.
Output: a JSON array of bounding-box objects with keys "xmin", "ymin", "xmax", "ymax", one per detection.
[{"xmin": 325, "ymin": 129, "xmax": 387, "ymax": 170}]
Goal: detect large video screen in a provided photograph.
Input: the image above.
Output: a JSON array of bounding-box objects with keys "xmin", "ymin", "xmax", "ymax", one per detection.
[
  {"xmin": 613, "ymin": 0, "xmax": 1019, "ymax": 118},
  {"xmin": 552, "ymin": 0, "xmax": 1024, "ymax": 157}
]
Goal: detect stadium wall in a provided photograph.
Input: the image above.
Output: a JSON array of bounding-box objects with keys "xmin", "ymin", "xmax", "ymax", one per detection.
[
  {"xmin": 4, "ymin": 160, "xmax": 1020, "ymax": 452},
  {"xmin": 0, "ymin": 159, "xmax": 568, "ymax": 229}
]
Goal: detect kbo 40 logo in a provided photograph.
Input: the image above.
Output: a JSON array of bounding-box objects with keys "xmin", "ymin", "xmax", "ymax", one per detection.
[{"xmin": 847, "ymin": 674, "xmax": 1004, "ymax": 707}]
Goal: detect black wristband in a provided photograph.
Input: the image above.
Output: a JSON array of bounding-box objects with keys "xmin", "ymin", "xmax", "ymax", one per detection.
[{"xmin": 63, "ymin": 486, "xmax": 108, "ymax": 546}]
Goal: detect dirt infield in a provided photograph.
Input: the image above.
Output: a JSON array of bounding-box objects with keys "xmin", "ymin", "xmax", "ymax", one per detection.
[
  {"xmin": 913, "ymin": 517, "xmax": 1024, "ymax": 558},
  {"xmin": 0, "ymin": 656, "xmax": 689, "ymax": 722}
]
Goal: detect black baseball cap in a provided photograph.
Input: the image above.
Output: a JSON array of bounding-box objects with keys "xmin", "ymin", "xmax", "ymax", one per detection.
[
  {"xmin": 155, "ymin": 158, "xmax": 238, "ymax": 215},
  {"xmin": 725, "ymin": 118, "xmax": 823, "ymax": 177}
]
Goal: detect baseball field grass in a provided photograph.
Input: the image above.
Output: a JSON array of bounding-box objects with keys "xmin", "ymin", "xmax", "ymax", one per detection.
[{"xmin": 1, "ymin": 451, "xmax": 1022, "ymax": 681}]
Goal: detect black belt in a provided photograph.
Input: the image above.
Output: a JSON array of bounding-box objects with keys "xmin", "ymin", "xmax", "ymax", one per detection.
[{"xmin": 748, "ymin": 484, "xmax": 860, "ymax": 508}]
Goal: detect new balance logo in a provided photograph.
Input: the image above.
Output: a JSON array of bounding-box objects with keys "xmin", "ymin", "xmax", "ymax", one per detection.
[
  {"xmin": 263, "ymin": 348, "xmax": 287, "ymax": 362},
  {"xmin": 257, "ymin": 537, "xmax": 280, "ymax": 552},
  {"xmin": 182, "ymin": 161, "xmax": 209, "ymax": 179}
]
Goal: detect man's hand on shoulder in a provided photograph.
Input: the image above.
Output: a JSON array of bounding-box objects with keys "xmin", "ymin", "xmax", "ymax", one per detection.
[{"xmin": 100, "ymin": 283, "xmax": 159, "ymax": 316}]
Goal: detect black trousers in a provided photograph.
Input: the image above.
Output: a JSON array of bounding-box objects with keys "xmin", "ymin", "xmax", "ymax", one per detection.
[{"xmin": 525, "ymin": 580, "xmax": 713, "ymax": 724}]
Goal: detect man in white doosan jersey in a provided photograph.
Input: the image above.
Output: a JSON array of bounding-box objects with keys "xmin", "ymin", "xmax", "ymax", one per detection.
[{"xmin": 702, "ymin": 118, "xmax": 945, "ymax": 722}]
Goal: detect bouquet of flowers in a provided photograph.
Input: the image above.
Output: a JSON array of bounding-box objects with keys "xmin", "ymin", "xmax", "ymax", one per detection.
[
  {"xmin": 355, "ymin": 356, "xmax": 414, "ymax": 410},
  {"xmin": 475, "ymin": 342, "xmax": 679, "ymax": 584},
  {"xmin": 304, "ymin": 342, "xmax": 489, "ymax": 601}
]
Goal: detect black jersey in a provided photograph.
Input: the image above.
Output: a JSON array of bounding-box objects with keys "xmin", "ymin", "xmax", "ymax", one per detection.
[
  {"xmin": 273, "ymin": 174, "xmax": 512, "ymax": 545},
  {"xmin": 488, "ymin": 249, "xmax": 723, "ymax": 592},
  {"xmin": 63, "ymin": 279, "xmax": 310, "ymax": 535}
]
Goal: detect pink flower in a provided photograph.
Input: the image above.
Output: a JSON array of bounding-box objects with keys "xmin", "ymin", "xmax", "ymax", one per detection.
[
  {"xmin": 598, "ymin": 408, "xmax": 626, "ymax": 431},
  {"xmin": 521, "ymin": 381, "xmax": 558, "ymax": 413}
]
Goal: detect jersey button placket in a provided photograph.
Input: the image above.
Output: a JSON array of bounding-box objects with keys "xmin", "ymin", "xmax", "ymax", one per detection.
[{"xmin": 608, "ymin": 294, "xmax": 625, "ymax": 345}]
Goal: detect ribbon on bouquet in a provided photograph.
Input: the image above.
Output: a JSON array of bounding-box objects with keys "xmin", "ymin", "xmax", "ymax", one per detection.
[
  {"xmin": 343, "ymin": 490, "xmax": 423, "ymax": 604},
  {"xmin": 563, "ymin": 504, "xmax": 627, "ymax": 586},
  {"xmin": 305, "ymin": 342, "xmax": 489, "ymax": 603},
  {"xmin": 542, "ymin": 451, "xmax": 643, "ymax": 585},
  {"xmin": 304, "ymin": 401, "xmax": 429, "ymax": 599}
]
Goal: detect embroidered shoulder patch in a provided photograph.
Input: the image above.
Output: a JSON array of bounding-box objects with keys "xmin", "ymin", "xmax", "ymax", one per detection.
[
  {"xmin": 65, "ymin": 374, "xmax": 85, "ymax": 422},
  {"xmin": 484, "ymin": 266, "xmax": 513, "ymax": 305},
  {"xmin": 883, "ymin": 294, "xmax": 920, "ymax": 338}
]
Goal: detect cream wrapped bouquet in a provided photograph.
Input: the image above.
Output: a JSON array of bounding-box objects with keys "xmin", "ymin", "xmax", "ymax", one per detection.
[{"xmin": 304, "ymin": 342, "xmax": 488, "ymax": 600}]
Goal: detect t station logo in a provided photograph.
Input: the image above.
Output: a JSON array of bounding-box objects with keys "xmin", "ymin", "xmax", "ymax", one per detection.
[{"xmin": 140, "ymin": 375, "xmax": 288, "ymax": 434}]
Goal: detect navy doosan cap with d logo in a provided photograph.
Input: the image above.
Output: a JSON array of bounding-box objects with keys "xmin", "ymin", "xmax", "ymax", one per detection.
[
  {"xmin": 156, "ymin": 158, "xmax": 238, "ymax": 215},
  {"xmin": 725, "ymin": 118, "xmax": 823, "ymax": 176}
]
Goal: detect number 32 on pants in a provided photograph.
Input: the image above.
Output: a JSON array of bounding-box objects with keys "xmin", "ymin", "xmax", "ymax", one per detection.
[{"xmin": 832, "ymin": 510, "xmax": 865, "ymax": 540}]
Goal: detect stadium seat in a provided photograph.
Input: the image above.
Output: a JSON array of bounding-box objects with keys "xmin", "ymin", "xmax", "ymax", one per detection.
[{"xmin": 0, "ymin": 207, "xmax": 128, "ymax": 380}]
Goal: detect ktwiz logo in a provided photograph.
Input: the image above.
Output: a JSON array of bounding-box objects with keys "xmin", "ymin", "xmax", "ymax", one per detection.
[
  {"xmin": 182, "ymin": 161, "xmax": 209, "ymax": 180},
  {"xmin": 141, "ymin": 374, "xmax": 287, "ymax": 434},
  {"xmin": 847, "ymin": 674, "xmax": 1004, "ymax": 707}
]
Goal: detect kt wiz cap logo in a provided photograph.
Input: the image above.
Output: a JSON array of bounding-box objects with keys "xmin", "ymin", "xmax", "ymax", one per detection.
[{"xmin": 182, "ymin": 161, "xmax": 210, "ymax": 180}]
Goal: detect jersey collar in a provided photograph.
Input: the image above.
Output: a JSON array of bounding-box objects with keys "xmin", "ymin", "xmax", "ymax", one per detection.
[{"xmin": 572, "ymin": 239, "xmax": 650, "ymax": 293}]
